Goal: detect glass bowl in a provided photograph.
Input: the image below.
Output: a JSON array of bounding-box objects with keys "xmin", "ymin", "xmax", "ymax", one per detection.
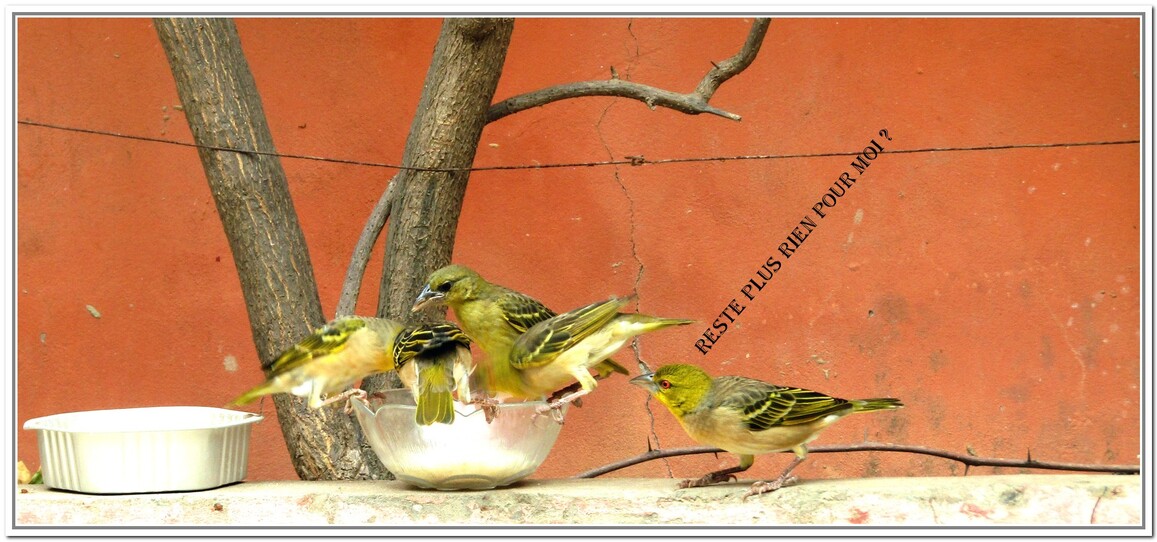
[{"xmin": 350, "ymin": 390, "xmax": 566, "ymax": 490}]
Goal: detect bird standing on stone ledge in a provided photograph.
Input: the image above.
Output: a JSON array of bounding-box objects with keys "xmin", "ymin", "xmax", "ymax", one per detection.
[{"xmin": 631, "ymin": 363, "xmax": 902, "ymax": 499}]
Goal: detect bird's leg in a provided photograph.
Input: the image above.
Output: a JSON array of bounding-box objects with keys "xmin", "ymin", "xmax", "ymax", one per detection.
[
  {"xmin": 530, "ymin": 404, "xmax": 566, "ymax": 425},
  {"xmin": 559, "ymin": 364, "xmax": 622, "ymax": 407},
  {"xmin": 314, "ymin": 388, "xmax": 368, "ymax": 414},
  {"xmin": 680, "ymin": 454, "xmax": 754, "ymax": 489},
  {"xmin": 743, "ymin": 453, "xmax": 807, "ymax": 500},
  {"xmin": 469, "ymin": 395, "xmax": 501, "ymax": 424},
  {"xmin": 533, "ymin": 391, "xmax": 583, "ymax": 425},
  {"xmin": 537, "ymin": 387, "xmax": 591, "ymax": 414},
  {"xmin": 547, "ymin": 381, "xmax": 585, "ymax": 407},
  {"xmin": 679, "ymin": 465, "xmax": 748, "ymax": 488},
  {"xmin": 537, "ymin": 372, "xmax": 597, "ymax": 418}
]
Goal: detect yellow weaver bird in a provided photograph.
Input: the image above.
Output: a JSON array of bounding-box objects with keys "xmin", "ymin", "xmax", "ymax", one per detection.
[
  {"xmin": 631, "ymin": 363, "xmax": 902, "ymax": 499},
  {"xmin": 229, "ymin": 316, "xmax": 405, "ymax": 410},
  {"xmin": 413, "ymin": 265, "xmax": 692, "ymax": 409},
  {"xmin": 230, "ymin": 317, "xmax": 474, "ymax": 424},
  {"xmin": 392, "ymin": 321, "xmax": 474, "ymax": 425},
  {"xmin": 511, "ymin": 296, "xmax": 693, "ymax": 413}
]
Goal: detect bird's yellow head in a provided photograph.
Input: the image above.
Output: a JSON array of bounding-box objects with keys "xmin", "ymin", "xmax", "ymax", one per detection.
[
  {"xmin": 630, "ymin": 363, "xmax": 713, "ymax": 417},
  {"xmin": 413, "ymin": 264, "xmax": 484, "ymax": 311}
]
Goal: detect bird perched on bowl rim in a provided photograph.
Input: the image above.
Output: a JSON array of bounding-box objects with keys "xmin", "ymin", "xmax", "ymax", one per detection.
[
  {"xmin": 510, "ymin": 295, "xmax": 693, "ymax": 415},
  {"xmin": 413, "ymin": 264, "xmax": 692, "ymax": 413},
  {"xmin": 631, "ymin": 363, "xmax": 903, "ymax": 499},
  {"xmin": 229, "ymin": 317, "xmax": 474, "ymax": 424},
  {"xmin": 412, "ymin": 264, "xmax": 625, "ymax": 400},
  {"xmin": 229, "ymin": 316, "xmax": 407, "ymax": 410},
  {"xmin": 392, "ymin": 321, "xmax": 474, "ymax": 425}
]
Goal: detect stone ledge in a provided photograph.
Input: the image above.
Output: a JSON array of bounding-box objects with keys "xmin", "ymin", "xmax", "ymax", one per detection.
[{"xmin": 13, "ymin": 475, "xmax": 1142, "ymax": 527}]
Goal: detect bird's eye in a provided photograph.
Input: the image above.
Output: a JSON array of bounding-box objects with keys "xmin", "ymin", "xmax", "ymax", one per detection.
[
  {"xmin": 436, "ymin": 281, "xmax": 452, "ymax": 293},
  {"xmin": 659, "ymin": 379, "xmax": 672, "ymax": 390}
]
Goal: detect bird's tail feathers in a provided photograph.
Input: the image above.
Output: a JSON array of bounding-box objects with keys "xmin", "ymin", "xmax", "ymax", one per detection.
[
  {"xmin": 228, "ymin": 384, "xmax": 275, "ymax": 407},
  {"xmin": 850, "ymin": 397, "xmax": 904, "ymax": 412},
  {"xmin": 630, "ymin": 315, "xmax": 696, "ymax": 332},
  {"xmin": 415, "ymin": 363, "xmax": 456, "ymax": 425},
  {"xmin": 595, "ymin": 358, "xmax": 631, "ymax": 378}
]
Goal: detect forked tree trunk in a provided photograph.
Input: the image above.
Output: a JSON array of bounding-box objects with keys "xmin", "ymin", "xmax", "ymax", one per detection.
[
  {"xmin": 156, "ymin": 17, "xmax": 514, "ymax": 479},
  {"xmin": 362, "ymin": 18, "xmax": 514, "ymax": 390},
  {"xmin": 155, "ymin": 17, "xmax": 385, "ymax": 480},
  {"xmin": 156, "ymin": 16, "xmax": 754, "ymax": 481}
]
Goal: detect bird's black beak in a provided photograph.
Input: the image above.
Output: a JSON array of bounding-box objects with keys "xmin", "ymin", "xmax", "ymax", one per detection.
[
  {"xmin": 412, "ymin": 285, "xmax": 443, "ymax": 312},
  {"xmin": 629, "ymin": 372, "xmax": 658, "ymax": 393}
]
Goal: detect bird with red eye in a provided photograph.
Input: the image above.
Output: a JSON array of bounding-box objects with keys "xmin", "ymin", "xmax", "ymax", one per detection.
[{"xmin": 631, "ymin": 363, "xmax": 902, "ymax": 499}]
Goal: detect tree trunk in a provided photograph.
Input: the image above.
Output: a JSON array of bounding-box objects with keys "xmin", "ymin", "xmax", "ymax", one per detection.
[
  {"xmin": 155, "ymin": 18, "xmax": 384, "ymax": 480},
  {"xmin": 362, "ymin": 18, "xmax": 514, "ymax": 391}
]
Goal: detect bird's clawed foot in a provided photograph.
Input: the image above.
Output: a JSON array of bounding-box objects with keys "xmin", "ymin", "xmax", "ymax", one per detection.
[
  {"xmin": 547, "ymin": 382, "xmax": 584, "ymax": 408},
  {"xmin": 533, "ymin": 402, "xmax": 567, "ymax": 425},
  {"xmin": 470, "ymin": 396, "xmax": 501, "ymax": 424},
  {"xmin": 534, "ymin": 387, "xmax": 587, "ymax": 425},
  {"xmin": 742, "ymin": 475, "xmax": 798, "ymax": 500},
  {"xmin": 677, "ymin": 464, "xmax": 748, "ymax": 489},
  {"xmin": 315, "ymin": 388, "xmax": 367, "ymax": 414},
  {"xmin": 678, "ymin": 470, "xmax": 736, "ymax": 489},
  {"xmin": 342, "ymin": 388, "xmax": 369, "ymax": 414}
]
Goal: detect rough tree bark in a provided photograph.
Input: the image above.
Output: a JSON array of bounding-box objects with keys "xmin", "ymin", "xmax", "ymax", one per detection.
[
  {"xmin": 360, "ymin": 19, "xmax": 514, "ymax": 391},
  {"xmin": 154, "ymin": 18, "xmax": 384, "ymax": 480},
  {"xmin": 338, "ymin": 19, "xmax": 770, "ymax": 315},
  {"xmin": 157, "ymin": 17, "xmax": 761, "ymax": 481}
]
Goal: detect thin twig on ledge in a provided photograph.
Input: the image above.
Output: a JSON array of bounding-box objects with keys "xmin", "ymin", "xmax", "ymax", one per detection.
[
  {"xmin": 573, "ymin": 442, "xmax": 1142, "ymax": 479},
  {"xmin": 335, "ymin": 174, "xmax": 400, "ymax": 318},
  {"xmin": 486, "ymin": 18, "xmax": 771, "ymax": 123}
]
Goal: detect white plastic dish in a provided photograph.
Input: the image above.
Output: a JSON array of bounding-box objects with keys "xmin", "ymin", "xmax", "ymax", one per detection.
[
  {"xmin": 352, "ymin": 390, "xmax": 566, "ymax": 490},
  {"xmin": 23, "ymin": 406, "xmax": 263, "ymax": 494}
]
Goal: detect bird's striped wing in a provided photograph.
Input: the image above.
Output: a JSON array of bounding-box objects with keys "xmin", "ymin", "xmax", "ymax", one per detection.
[
  {"xmin": 265, "ymin": 318, "xmax": 366, "ymax": 375},
  {"xmin": 495, "ymin": 289, "xmax": 556, "ymax": 335},
  {"xmin": 509, "ymin": 297, "xmax": 629, "ymax": 369},
  {"xmin": 393, "ymin": 322, "xmax": 472, "ymax": 369},
  {"xmin": 715, "ymin": 376, "xmax": 855, "ymax": 431}
]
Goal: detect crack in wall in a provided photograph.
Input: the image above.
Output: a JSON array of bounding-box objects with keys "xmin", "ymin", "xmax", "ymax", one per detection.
[{"xmin": 588, "ymin": 19, "xmax": 672, "ymax": 478}]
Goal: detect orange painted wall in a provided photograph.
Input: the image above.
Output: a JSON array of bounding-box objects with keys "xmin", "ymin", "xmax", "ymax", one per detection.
[{"xmin": 17, "ymin": 17, "xmax": 1140, "ymax": 484}]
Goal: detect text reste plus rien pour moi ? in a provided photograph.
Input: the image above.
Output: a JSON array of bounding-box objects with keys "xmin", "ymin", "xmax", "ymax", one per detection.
[{"xmin": 695, "ymin": 129, "xmax": 893, "ymax": 355}]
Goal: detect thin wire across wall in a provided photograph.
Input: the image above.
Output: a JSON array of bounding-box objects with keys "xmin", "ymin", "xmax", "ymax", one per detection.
[{"xmin": 16, "ymin": 119, "xmax": 1141, "ymax": 173}]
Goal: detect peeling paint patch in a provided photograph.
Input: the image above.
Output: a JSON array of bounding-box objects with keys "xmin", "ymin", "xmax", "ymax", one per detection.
[
  {"xmin": 223, "ymin": 355, "xmax": 239, "ymax": 372},
  {"xmin": 847, "ymin": 508, "xmax": 870, "ymax": 524},
  {"xmin": 960, "ymin": 502, "xmax": 993, "ymax": 519}
]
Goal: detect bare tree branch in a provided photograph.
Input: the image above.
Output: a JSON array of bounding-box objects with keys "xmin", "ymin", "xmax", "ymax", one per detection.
[
  {"xmin": 693, "ymin": 18, "xmax": 770, "ymax": 98},
  {"xmin": 335, "ymin": 174, "xmax": 398, "ymax": 318},
  {"xmin": 339, "ymin": 19, "xmax": 770, "ymax": 322},
  {"xmin": 359, "ymin": 19, "xmax": 515, "ymax": 398},
  {"xmin": 488, "ymin": 79, "xmax": 741, "ymax": 122},
  {"xmin": 574, "ymin": 442, "xmax": 1142, "ymax": 479},
  {"xmin": 486, "ymin": 18, "xmax": 771, "ymax": 123}
]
